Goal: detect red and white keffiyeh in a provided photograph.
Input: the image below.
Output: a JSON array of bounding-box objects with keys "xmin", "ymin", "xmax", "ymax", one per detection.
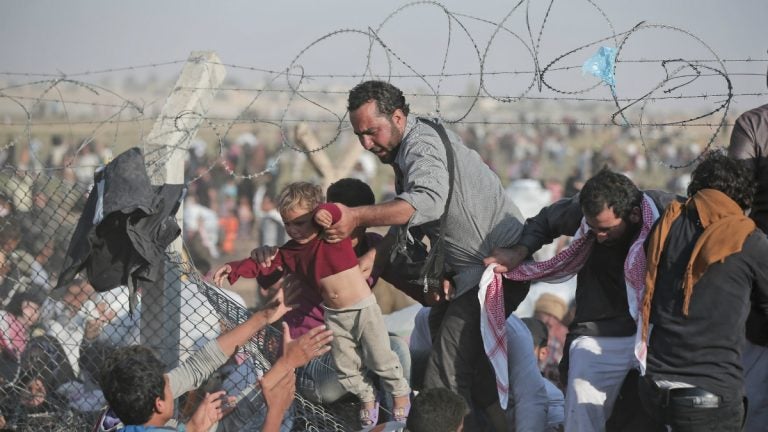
[
  {"xmin": 479, "ymin": 194, "xmax": 660, "ymax": 402},
  {"xmin": 478, "ymin": 265, "xmax": 509, "ymax": 409}
]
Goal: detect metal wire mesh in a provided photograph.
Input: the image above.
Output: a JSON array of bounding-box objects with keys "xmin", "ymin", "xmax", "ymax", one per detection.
[{"xmin": 0, "ymin": 168, "xmax": 356, "ymax": 431}]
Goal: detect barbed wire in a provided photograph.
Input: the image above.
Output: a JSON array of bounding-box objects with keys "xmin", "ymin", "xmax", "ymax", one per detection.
[
  {"xmin": 3, "ymin": 90, "xmax": 766, "ymax": 108},
  {"xmin": 174, "ymin": 85, "xmax": 763, "ymax": 102},
  {"xmin": 0, "ymin": 117, "xmax": 745, "ymax": 129},
  {"xmin": 0, "ymin": 59, "xmax": 187, "ymax": 78},
  {"xmin": 1, "ymin": 2, "xmax": 767, "ymax": 429},
  {"xmin": 0, "ymin": 55, "xmax": 768, "ymax": 78},
  {"xmin": 198, "ymin": 57, "xmax": 768, "ymax": 79},
  {"xmin": 1, "ymin": 0, "xmax": 767, "ymax": 180}
]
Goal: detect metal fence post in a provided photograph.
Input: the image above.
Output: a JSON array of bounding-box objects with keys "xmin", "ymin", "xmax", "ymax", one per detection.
[{"xmin": 141, "ymin": 51, "xmax": 226, "ymax": 368}]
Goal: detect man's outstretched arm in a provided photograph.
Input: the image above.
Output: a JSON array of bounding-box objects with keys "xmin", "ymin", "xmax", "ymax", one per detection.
[{"xmin": 324, "ymin": 200, "xmax": 415, "ymax": 242}]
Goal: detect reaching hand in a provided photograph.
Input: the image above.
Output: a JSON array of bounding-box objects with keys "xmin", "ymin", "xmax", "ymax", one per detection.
[
  {"xmin": 282, "ymin": 322, "xmax": 333, "ymax": 369},
  {"xmin": 259, "ymin": 286, "xmax": 296, "ymax": 324},
  {"xmin": 483, "ymin": 245, "xmax": 529, "ymax": 273},
  {"xmin": 185, "ymin": 391, "xmax": 228, "ymax": 432},
  {"xmin": 213, "ymin": 264, "xmax": 233, "ymax": 286},
  {"xmin": 250, "ymin": 245, "xmax": 280, "ymax": 270},
  {"xmin": 84, "ymin": 318, "xmax": 103, "ymax": 341},
  {"xmin": 95, "ymin": 302, "xmax": 116, "ymax": 322},
  {"xmin": 425, "ymin": 277, "xmax": 455, "ymax": 306},
  {"xmin": 323, "ymin": 203, "xmax": 356, "ymax": 243},
  {"xmin": 443, "ymin": 277, "xmax": 455, "ymax": 300}
]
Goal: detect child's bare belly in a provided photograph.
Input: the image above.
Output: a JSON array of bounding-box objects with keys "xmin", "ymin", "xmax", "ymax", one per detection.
[{"xmin": 319, "ymin": 266, "xmax": 373, "ymax": 309}]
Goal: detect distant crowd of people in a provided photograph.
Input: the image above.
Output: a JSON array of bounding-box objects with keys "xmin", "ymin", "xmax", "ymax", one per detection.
[{"xmin": 0, "ymin": 79, "xmax": 766, "ymax": 432}]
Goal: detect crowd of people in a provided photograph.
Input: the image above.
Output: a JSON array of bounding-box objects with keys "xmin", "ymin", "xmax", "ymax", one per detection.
[
  {"xmin": 0, "ymin": 78, "xmax": 765, "ymax": 432},
  {"xmin": 205, "ymin": 82, "xmax": 765, "ymax": 431}
]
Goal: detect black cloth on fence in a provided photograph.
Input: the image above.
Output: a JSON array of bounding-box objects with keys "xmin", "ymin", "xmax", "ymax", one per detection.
[{"xmin": 56, "ymin": 147, "xmax": 184, "ymax": 297}]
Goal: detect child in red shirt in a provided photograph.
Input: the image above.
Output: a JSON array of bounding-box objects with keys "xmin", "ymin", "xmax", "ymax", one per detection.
[{"xmin": 214, "ymin": 182, "xmax": 410, "ymax": 427}]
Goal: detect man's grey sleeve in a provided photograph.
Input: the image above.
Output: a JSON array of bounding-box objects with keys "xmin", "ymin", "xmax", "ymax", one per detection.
[
  {"xmin": 728, "ymin": 113, "xmax": 761, "ymax": 183},
  {"xmin": 168, "ymin": 339, "xmax": 230, "ymax": 398},
  {"xmin": 396, "ymin": 135, "xmax": 450, "ymax": 227},
  {"xmin": 729, "ymin": 113, "xmax": 758, "ymax": 161}
]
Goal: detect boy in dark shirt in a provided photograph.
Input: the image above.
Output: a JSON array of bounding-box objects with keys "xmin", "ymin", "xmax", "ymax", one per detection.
[{"xmin": 214, "ymin": 182, "xmax": 410, "ymax": 427}]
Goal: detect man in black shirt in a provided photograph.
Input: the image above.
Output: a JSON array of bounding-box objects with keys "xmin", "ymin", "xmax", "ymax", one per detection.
[
  {"xmin": 638, "ymin": 151, "xmax": 768, "ymax": 431},
  {"xmin": 485, "ymin": 168, "xmax": 675, "ymax": 431}
]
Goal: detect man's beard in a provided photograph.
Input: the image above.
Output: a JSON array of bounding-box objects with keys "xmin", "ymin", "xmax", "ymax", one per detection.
[
  {"xmin": 378, "ymin": 149, "xmax": 397, "ymax": 164},
  {"xmin": 605, "ymin": 221, "xmax": 640, "ymax": 248},
  {"xmin": 378, "ymin": 120, "xmax": 403, "ymax": 164}
]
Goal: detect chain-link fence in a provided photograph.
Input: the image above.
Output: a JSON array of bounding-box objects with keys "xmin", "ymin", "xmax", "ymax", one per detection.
[{"xmin": 0, "ymin": 168, "xmax": 358, "ymax": 431}]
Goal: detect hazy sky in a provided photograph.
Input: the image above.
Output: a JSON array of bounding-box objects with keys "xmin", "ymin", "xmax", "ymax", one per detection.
[{"xmin": 2, "ymin": 0, "xmax": 767, "ymax": 111}]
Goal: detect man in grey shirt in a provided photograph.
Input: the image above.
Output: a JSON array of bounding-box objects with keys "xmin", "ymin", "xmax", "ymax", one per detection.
[
  {"xmin": 325, "ymin": 80, "xmax": 528, "ymax": 429},
  {"xmin": 730, "ymin": 102, "xmax": 768, "ymax": 233},
  {"xmin": 728, "ymin": 102, "xmax": 768, "ymax": 432}
]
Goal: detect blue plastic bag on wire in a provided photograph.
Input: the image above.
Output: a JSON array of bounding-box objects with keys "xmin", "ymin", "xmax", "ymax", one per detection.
[{"xmin": 582, "ymin": 46, "xmax": 617, "ymax": 87}]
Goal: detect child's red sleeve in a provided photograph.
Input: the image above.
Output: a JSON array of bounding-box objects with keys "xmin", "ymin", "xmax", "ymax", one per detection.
[
  {"xmin": 316, "ymin": 202, "xmax": 342, "ymax": 224},
  {"xmin": 226, "ymin": 254, "xmax": 285, "ymax": 285}
]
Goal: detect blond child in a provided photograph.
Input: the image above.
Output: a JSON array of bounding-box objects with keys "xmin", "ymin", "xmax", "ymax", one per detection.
[{"xmin": 213, "ymin": 182, "xmax": 410, "ymax": 427}]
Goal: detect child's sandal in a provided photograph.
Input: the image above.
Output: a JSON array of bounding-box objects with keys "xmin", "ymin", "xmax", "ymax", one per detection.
[
  {"xmin": 360, "ymin": 401, "xmax": 380, "ymax": 428},
  {"xmin": 393, "ymin": 401, "xmax": 411, "ymax": 423}
]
